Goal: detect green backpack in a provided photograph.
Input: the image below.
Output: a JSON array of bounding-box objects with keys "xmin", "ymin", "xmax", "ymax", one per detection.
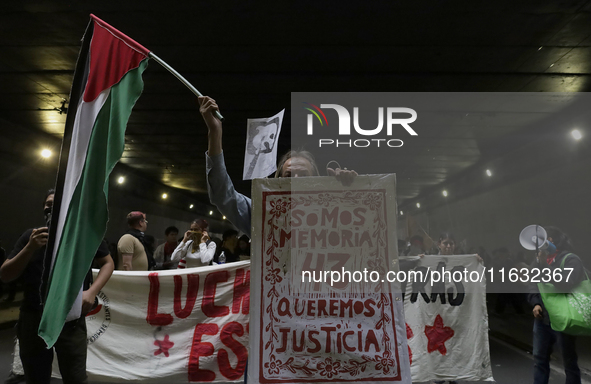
[{"xmin": 538, "ymin": 253, "xmax": 591, "ymax": 336}]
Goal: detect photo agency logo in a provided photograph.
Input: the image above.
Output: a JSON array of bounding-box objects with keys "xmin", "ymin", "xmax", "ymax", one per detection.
[{"xmin": 303, "ymin": 102, "xmax": 418, "ymax": 148}]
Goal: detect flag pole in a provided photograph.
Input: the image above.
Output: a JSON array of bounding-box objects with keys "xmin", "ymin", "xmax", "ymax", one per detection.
[{"xmin": 148, "ymin": 52, "xmax": 224, "ymax": 121}]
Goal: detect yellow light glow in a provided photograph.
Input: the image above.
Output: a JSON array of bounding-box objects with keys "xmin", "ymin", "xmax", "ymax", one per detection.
[
  {"xmin": 117, "ymin": 176, "xmax": 125, "ymax": 184},
  {"xmin": 209, "ymin": 211, "xmax": 213, "ymax": 215},
  {"xmin": 223, "ymin": 216, "xmax": 226, "ymax": 220},
  {"xmin": 162, "ymin": 193, "xmax": 168, "ymax": 199},
  {"xmin": 190, "ymin": 204, "xmax": 194, "ymax": 209},
  {"xmin": 41, "ymin": 149, "xmax": 52, "ymax": 158}
]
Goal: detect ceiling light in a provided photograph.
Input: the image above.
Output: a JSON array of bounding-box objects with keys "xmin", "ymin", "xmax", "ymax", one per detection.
[
  {"xmin": 162, "ymin": 193, "xmax": 168, "ymax": 199},
  {"xmin": 416, "ymin": 202, "xmax": 420, "ymax": 208},
  {"xmin": 189, "ymin": 204, "xmax": 194, "ymax": 209},
  {"xmin": 117, "ymin": 176, "xmax": 125, "ymax": 184},
  {"xmin": 209, "ymin": 210, "xmax": 213, "ymax": 215},
  {"xmin": 486, "ymin": 169, "xmax": 492, "ymax": 177},
  {"xmin": 400, "ymin": 211, "xmax": 404, "ymax": 216},
  {"xmin": 223, "ymin": 216, "xmax": 226, "ymax": 220},
  {"xmin": 442, "ymin": 190, "xmax": 448, "ymax": 197},
  {"xmin": 41, "ymin": 149, "xmax": 52, "ymax": 158},
  {"xmin": 572, "ymin": 129, "xmax": 582, "ymax": 141}
]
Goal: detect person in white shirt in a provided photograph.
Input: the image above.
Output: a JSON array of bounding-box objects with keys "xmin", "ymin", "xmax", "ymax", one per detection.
[{"xmin": 171, "ymin": 229, "xmax": 216, "ymax": 268}]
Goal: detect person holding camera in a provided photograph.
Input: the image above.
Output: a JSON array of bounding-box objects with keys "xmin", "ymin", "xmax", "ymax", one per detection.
[
  {"xmin": 172, "ymin": 227, "xmax": 216, "ymax": 268},
  {"xmin": 0, "ymin": 189, "xmax": 114, "ymax": 384}
]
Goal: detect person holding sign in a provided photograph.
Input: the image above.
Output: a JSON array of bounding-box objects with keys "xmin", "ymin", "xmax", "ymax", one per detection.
[
  {"xmin": 198, "ymin": 96, "xmax": 357, "ymax": 237},
  {"xmin": 199, "ymin": 95, "xmax": 358, "ymax": 384}
]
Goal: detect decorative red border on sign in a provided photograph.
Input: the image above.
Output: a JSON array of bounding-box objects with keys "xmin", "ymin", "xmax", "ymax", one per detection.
[{"xmin": 257, "ymin": 189, "xmax": 402, "ymax": 383}]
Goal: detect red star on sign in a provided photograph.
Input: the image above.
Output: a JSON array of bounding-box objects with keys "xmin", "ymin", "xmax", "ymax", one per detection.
[
  {"xmin": 406, "ymin": 323, "xmax": 414, "ymax": 365},
  {"xmin": 154, "ymin": 334, "xmax": 174, "ymax": 357},
  {"xmin": 424, "ymin": 315, "xmax": 454, "ymax": 355}
]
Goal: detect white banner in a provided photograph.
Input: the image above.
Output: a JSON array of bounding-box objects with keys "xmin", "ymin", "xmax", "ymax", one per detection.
[
  {"xmin": 249, "ymin": 175, "xmax": 411, "ymax": 384},
  {"xmin": 45, "ymin": 254, "xmax": 490, "ymax": 383},
  {"xmin": 401, "ymin": 255, "xmax": 493, "ymax": 382},
  {"xmin": 83, "ymin": 262, "xmax": 250, "ymax": 383}
]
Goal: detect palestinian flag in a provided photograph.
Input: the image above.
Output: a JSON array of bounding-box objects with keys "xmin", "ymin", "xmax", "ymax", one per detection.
[{"xmin": 39, "ymin": 14, "xmax": 150, "ymax": 347}]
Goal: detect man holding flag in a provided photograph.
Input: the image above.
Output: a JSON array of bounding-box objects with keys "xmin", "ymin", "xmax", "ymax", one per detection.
[
  {"xmin": 1, "ymin": 11, "xmax": 223, "ymax": 382},
  {"xmin": 37, "ymin": 14, "xmax": 150, "ymax": 353},
  {"xmin": 0, "ymin": 13, "xmax": 150, "ymax": 383},
  {"xmin": 0, "ymin": 190, "xmax": 114, "ymax": 384}
]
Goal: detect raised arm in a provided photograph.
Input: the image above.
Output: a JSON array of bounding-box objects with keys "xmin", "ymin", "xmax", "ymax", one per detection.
[
  {"xmin": 171, "ymin": 238, "xmax": 190, "ymax": 263},
  {"xmin": 1, "ymin": 228, "xmax": 47, "ymax": 283},
  {"xmin": 190, "ymin": 241, "xmax": 216, "ymax": 265},
  {"xmin": 199, "ymin": 96, "xmax": 252, "ymax": 236},
  {"xmin": 199, "ymin": 96, "xmax": 222, "ymax": 157}
]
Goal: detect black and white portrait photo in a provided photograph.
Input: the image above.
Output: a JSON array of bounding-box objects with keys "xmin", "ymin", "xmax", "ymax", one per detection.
[{"xmin": 243, "ymin": 109, "xmax": 284, "ymax": 180}]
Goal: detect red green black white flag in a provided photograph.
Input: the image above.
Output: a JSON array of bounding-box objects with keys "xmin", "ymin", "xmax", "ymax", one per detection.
[{"xmin": 39, "ymin": 14, "xmax": 149, "ymax": 347}]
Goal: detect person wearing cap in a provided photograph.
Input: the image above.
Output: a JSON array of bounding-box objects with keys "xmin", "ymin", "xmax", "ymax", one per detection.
[{"xmin": 117, "ymin": 211, "xmax": 151, "ymax": 271}]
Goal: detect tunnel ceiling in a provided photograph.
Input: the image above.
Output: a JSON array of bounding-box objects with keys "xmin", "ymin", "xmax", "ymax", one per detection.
[{"xmin": 2, "ymin": 1, "xmax": 591, "ymax": 212}]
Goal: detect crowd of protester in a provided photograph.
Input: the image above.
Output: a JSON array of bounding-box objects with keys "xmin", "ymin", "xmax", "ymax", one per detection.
[{"xmin": 0, "ymin": 93, "xmax": 584, "ymax": 384}]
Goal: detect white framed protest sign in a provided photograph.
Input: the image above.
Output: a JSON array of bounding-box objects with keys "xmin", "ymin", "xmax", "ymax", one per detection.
[{"xmin": 249, "ymin": 175, "xmax": 411, "ymax": 384}]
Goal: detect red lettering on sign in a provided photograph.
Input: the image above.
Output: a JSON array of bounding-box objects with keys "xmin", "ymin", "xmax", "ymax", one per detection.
[
  {"xmin": 174, "ymin": 274, "xmax": 199, "ymax": 319},
  {"xmin": 364, "ymin": 329, "xmax": 380, "ymax": 352},
  {"xmin": 293, "ymin": 330, "xmax": 306, "ymax": 352},
  {"xmin": 202, "ymin": 271, "xmax": 229, "ymax": 317},
  {"xmin": 364, "ymin": 299, "xmax": 376, "ymax": 317},
  {"xmin": 232, "ymin": 269, "xmax": 250, "ymax": 315},
  {"xmin": 302, "ymin": 252, "xmax": 325, "ymax": 291},
  {"xmin": 147, "ymin": 273, "xmax": 173, "ymax": 326},
  {"xmin": 317, "ymin": 299, "xmax": 328, "ymax": 316},
  {"xmin": 277, "ymin": 328, "xmax": 289, "ymax": 353},
  {"xmin": 321, "ymin": 326, "xmax": 336, "ymax": 353},
  {"xmin": 218, "ymin": 322, "xmax": 248, "ymax": 380},
  {"xmin": 308, "ymin": 330, "xmax": 321, "ymax": 353},
  {"xmin": 189, "ymin": 323, "xmax": 218, "ymax": 382},
  {"xmin": 343, "ymin": 331, "xmax": 355, "ymax": 352}
]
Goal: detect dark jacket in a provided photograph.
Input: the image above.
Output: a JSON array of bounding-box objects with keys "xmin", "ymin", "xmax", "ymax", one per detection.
[{"xmin": 527, "ymin": 250, "xmax": 586, "ymax": 324}]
